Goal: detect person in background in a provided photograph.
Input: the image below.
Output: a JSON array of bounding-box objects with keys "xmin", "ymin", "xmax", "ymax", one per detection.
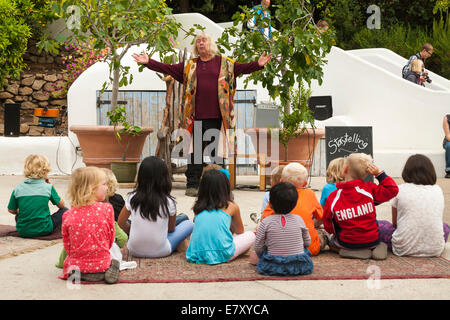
[
  {"xmin": 404, "ymin": 59, "xmax": 426, "ymax": 87},
  {"xmin": 247, "ymin": 0, "xmax": 272, "ymax": 39},
  {"xmin": 316, "ymin": 20, "xmax": 329, "ymax": 34},
  {"xmin": 402, "ymin": 43, "xmax": 433, "ymax": 81},
  {"xmin": 443, "ymin": 114, "xmax": 450, "ymax": 179}
]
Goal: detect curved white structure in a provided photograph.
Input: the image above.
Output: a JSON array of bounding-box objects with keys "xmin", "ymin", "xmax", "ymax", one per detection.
[
  {"xmin": 311, "ymin": 46, "xmax": 450, "ymax": 177},
  {"xmin": 348, "ymin": 48, "xmax": 450, "ymax": 91}
]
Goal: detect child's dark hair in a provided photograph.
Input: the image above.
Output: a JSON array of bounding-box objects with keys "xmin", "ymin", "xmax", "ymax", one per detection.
[
  {"xmin": 130, "ymin": 156, "xmax": 174, "ymax": 221},
  {"xmin": 401, "ymin": 154, "xmax": 436, "ymax": 186},
  {"xmin": 269, "ymin": 182, "xmax": 298, "ymax": 214},
  {"xmin": 193, "ymin": 169, "xmax": 231, "ymax": 215}
]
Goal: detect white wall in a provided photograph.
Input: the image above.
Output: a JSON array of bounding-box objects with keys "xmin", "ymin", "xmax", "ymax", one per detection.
[
  {"xmin": 311, "ymin": 46, "xmax": 450, "ymax": 177},
  {"xmin": 0, "ymin": 136, "xmax": 78, "ymax": 175}
]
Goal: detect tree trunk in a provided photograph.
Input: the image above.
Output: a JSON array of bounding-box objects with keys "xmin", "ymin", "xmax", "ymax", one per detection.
[{"xmin": 111, "ymin": 55, "xmax": 120, "ymax": 111}]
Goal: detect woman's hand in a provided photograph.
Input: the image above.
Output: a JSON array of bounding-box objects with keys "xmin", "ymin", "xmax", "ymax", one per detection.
[
  {"xmin": 132, "ymin": 51, "xmax": 149, "ymax": 65},
  {"xmin": 258, "ymin": 51, "xmax": 272, "ymax": 67}
]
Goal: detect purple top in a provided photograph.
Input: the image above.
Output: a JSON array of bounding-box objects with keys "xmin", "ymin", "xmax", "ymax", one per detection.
[{"xmin": 146, "ymin": 55, "xmax": 263, "ymax": 119}]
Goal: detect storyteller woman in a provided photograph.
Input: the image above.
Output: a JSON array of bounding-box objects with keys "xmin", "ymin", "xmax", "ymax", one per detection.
[{"xmin": 132, "ymin": 32, "xmax": 271, "ymax": 196}]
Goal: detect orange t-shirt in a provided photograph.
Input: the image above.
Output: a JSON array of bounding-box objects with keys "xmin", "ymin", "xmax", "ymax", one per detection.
[{"xmin": 263, "ymin": 188, "xmax": 324, "ymax": 256}]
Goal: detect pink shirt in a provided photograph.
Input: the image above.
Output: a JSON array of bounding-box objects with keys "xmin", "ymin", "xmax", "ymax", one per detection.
[{"xmin": 60, "ymin": 202, "xmax": 115, "ymax": 279}]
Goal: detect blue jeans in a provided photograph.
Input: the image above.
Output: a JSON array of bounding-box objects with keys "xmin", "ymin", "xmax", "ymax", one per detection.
[
  {"xmin": 167, "ymin": 213, "xmax": 194, "ymax": 252},
  {"xmin": 445, "ymin": 140, "xmax": 450, "ymax": 173},
  {"xmin": 51, "ymin": 207, "xmax": 69, "ymax": 231}
]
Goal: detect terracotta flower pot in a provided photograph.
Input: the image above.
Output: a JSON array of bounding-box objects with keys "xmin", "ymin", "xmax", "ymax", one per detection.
[
  {"xmin": 70, "ymin": 125, "xmax": 153, "ymax": 169},
  {"xmin": 244, "ymin": 127, "xmax": 325, "ymax": 166}
]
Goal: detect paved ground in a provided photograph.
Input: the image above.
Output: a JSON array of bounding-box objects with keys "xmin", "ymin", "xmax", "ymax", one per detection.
[{"xmin": 0, "ymin": 174, "xmax": 448, "ymax": 300}]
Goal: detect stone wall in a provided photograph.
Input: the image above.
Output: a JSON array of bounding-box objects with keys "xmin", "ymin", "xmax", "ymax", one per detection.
[{"xmin": 0, "ymin": 39, "xmax": 68, "ymax": 137}]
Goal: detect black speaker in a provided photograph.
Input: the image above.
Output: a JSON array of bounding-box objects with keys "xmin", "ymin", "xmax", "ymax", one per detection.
[
  {"xmin": 4, "ymin": 103, "xmax": 20, "ymax": 137},
  {"xmin": 308, "ymin": 96, "xmax": 333, "ymax": 121}
]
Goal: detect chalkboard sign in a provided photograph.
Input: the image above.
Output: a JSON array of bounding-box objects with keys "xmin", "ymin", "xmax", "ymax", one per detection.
[{"xmin": 325, "ymin": 126, "xmax": 373, "ymax": 182}]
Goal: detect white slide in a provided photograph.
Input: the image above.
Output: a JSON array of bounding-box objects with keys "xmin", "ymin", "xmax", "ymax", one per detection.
[{"xmin": 310, "ymin": 46, "xmax": 450, "ymax": 177}]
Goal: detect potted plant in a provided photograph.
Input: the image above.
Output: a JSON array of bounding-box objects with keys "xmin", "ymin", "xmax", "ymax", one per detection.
[
  {"xmin": 217, "ymin": 0, "xmax": 334, "ymax": 165},
  {"xmin": 45, "ymin": 0, "xmax": 195, "ymax": 176},
  {"xmin": 106, "ymin": 106, "xmax": 145, "ymax": 182}
]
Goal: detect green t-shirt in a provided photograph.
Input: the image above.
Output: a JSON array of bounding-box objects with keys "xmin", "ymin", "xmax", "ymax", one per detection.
[{"xmin": 8, "ymin": 178, "xmax": 61, "ymax": 237}]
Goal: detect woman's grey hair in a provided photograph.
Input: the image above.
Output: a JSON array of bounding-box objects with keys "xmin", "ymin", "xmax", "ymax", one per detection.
[{"xmin": 191, "ymin": 32, "xmax": 219, "ymax": 58}]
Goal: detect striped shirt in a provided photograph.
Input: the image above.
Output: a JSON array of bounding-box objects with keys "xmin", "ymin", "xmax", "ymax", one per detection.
[{"xmin": 254, "ymin": 214, "xmax": 311, "ymax": 256}]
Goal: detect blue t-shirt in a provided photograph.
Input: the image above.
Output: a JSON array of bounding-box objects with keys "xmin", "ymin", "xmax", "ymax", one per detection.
[
  {"xmin": 186, "ymin": 209, "xmax": 235, "ymax": 264},
  {"xmin": 320, "ymin": 183, "xmax": 337, "ymax": 207}
]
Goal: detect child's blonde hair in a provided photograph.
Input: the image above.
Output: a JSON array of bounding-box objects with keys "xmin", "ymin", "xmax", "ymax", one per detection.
[
  {"xmin": 101, "ymin": 168, "xmax": 119, "ymax": 198},
  {"xmin": 24, "ymin": 154, "xmax": 50, "ymax": 179},
  {"xmin": 410, "ymin": 58, "xmax": 423, "ymax": 73},
  {"xmin": 281, "ymin": 163, "xmax": 308, "ymax": 188},
  {"xmin": 69, "ymin": 167, "xmax": 106, "ymax": 207},
  {"xmin": 326, "ymin": 157, "xmax": 345, "ymax": 183},
  {"xmin": 270, "ymin": 165, "xmax": 285, "ymax": 186},
  {"xmin": 345, "ymin": 153, "xmax": 373, "ymax": 180}
]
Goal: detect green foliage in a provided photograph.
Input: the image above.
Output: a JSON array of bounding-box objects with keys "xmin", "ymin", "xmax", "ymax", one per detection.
[
  {"xmin": 314, "ymin": 0, "xmax": 449, "ymax": 78},
  {"xmin": 0, "ymin": 0, "xmax": 31, "ymax": 86},
  {"xmin": 46, "ymin": 0, "xmax": 193, "ymax": 109},
  {"xmin": 315, "ymin": 0, "xmax": 439, "ymax": 33},
  {"xmin": 217, "ymin": 0, "xmax": 333, "ymax": 154},
  {"xmin": 350, "ymin": 24, "xmax": 429, "ymax": 57},
  {"xmin": 349, "ymin": 15, "xmax": 450, "ymax": 79},
  {"xmin": 430, "ymin": 11, "xmax": 450, "ymax": 79},
  {"xmin": 106, "ymin": 106, "xmax": 143, "ymax": 161},
  {"xmin": 107, "ymin": 106, "xmax": 142, "ymax": 140}
]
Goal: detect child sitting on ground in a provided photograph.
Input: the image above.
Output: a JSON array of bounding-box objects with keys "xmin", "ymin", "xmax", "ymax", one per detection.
[
  {"xmin": 101, "ymin": 168, "xmax": 126, "ymax": 222},
  {"xmin": 55, "ymin": 168, "xmax": 128, "ymax": 268},
  {"xmin": 320, "ymin": 157, "xmax": 345, "ymax": 207},
  {"xmin": 262, "ymin": 163, "xmax": 325, "ymax": 256},
  {"xmin": 378, "ymin": 154, "xmax": 449, "ymax": 257},
  {"xmin": 202, "ymin": 164, "xmax": 234, "ymax": 200},
  {"xmin": 60, "ymin": 167, "xmax": 119, "ymax": 284},
  {"xmin": 250, "ymin": 182, "xmax": 313, "ymax": 276},
  {"xmin": 186, "ymin": 169, "xmax": 256, "ymax": 264},
  {"xmin": 101, "ymin": 168, "xmax": 128, "ymax": 247},
  {"xmin": 8, "ymin": 154, "xmax": 68, "ymax": 238},
  {"xmin": 323, "ymin": 153, "xmax": 399, "ymax": 260},
  {"xmin": 118, "ymin": 156, "xmax": 194, "ymax": 258},
  {"xmin": 250, "ymin": 165, "xmax": 285, "ymax": 224}
]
